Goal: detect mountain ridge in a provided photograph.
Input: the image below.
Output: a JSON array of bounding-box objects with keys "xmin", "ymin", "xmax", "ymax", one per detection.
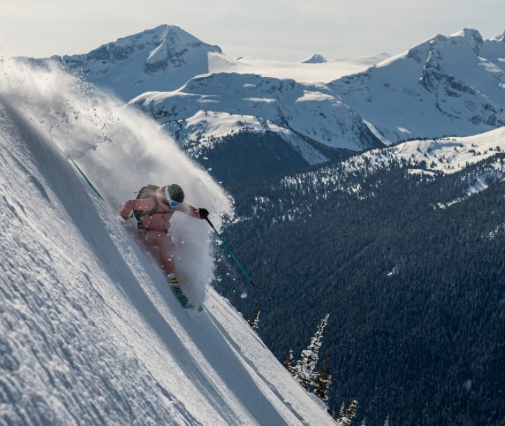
[
  {"xmin": 49, "ymin": 25, "xmax": 222, "ymax": 100},
  {"xmin": 330, "ymin": 28, "xmax": 505, "ymax": 143}
]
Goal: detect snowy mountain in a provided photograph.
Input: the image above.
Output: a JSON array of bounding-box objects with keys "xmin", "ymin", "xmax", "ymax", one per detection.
[
  {"xmin": 301, "ymin": 54, "xmax": 328, "ymax": 64},
  {"xmin": 47, "ymin": 25, "xmax": 222, "ymax": 101},
  {"xmin": 0, "ymin": 59, "xmax": 334, "ymax": 425},
  {"xmin": 23, "ymin": 26, "xmax": 393, "ymax": 182},
  {"xmin": 131, "ymin": 72, "xmax": 382, "ymax": 152},
  {"xmin": 330, "ymin": 29, "xmax": 505, "ymax": 143},
  {"xmin": 129, "ymin": 72, "xmax": 383, "ymax": 181},
  {"xmin": 30, "ymin": 25, "xmax": 389, "ymax": 102}
]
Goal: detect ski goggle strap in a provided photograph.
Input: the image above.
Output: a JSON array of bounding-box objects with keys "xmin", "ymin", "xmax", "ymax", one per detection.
[{"xmin": 164, "ymin": 185, "xmax": 180, "ymax": 207}]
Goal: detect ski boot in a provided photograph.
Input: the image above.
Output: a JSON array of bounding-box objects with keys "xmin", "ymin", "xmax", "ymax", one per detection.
[{"xmin": 167, "ymin": 272, "xmax": 193, "ymax": 309}]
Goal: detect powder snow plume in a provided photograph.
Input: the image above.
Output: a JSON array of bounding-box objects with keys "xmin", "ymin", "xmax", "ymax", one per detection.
[{"xmin": 0, "ymin": 58, "xmax": 232, "ymax": 304}]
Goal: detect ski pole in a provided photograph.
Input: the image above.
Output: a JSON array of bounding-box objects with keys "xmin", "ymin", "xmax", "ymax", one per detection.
[
  {"xmin": 205, "ymin": 217, "xmax": 255, "ymax": 287},
  {"xmin": 69, "ymin": 157, "xmax": 104, "ymax": 201}
]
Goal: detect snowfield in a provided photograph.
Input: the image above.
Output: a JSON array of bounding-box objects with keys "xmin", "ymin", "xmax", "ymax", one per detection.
[{"xmin": 0, "ymin": 62, "xmax": 334, "ymax": 425}]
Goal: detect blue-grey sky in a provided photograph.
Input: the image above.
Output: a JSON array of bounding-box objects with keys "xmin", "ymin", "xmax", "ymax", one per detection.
[{"xmin": 1, "ymin": 0, "xmax": 504, "ymax": 61}]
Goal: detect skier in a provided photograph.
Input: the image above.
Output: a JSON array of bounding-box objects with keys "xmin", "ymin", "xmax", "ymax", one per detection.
[{"xmin": 120, "ymin": 183, "xmax": 209, "ymax": 286}]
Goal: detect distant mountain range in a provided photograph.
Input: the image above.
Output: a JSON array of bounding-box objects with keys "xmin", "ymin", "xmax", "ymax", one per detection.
[
  {"xmin": 29, "ymin": 25, "xmax": 393, "ymax": 181},
  {"xmin": 129, "ymin": 72, "xmax": 383, "ymax": 181},
  {"xmin": 35, "ymin": 27, "xmax": 505, "ymax": 149},
  {"xmin": 33, "ymin": 25, "xmax": 505, "ymax": 182},
  {"xmin": 49, "ymin": 25, "xmax": 222, "ymax": 101},
  {"xmin": 330, "ymin": 29, "xmax": 505, "ymax": 143}
]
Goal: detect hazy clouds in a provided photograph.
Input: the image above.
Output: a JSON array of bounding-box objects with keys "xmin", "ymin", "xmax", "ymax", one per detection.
[{"xmin": 1, "ymin": 0, "xmax": 504, "ymax": 61}]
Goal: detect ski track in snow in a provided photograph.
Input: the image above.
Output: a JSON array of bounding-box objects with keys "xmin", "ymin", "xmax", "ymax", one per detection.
[{"xmin": 0, "ymin": 62, "xmax": 333, "ymax": 425}]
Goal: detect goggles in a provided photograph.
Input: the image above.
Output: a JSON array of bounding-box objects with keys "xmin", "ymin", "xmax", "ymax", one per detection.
[{"xmin": 164, "ymin": 186, "xmax": 180, "ymax": 207}]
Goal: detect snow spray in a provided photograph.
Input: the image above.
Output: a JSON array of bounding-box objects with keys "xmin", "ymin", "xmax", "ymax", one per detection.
[{"xmin": 0, "ymin": 58, "xmax": 233, "ymax": 305}]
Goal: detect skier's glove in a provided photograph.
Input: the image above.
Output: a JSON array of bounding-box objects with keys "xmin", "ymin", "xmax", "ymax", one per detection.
[{"xmin": 198, "ymin": 208, "xmax": 209, "ymax": 219}]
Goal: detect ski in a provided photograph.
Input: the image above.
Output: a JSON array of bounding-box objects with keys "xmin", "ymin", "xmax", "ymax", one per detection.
[{"xmin": 168, "ymin": 282, "xmax": 203, "ymax": 312}]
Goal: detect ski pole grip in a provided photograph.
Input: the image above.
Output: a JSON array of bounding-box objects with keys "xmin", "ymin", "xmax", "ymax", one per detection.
[{"xmin": 205, "ymin": 217, "xmax": 214, "ymax": 228}]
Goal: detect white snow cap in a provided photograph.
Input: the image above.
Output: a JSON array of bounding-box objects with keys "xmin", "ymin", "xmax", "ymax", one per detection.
[
  {"xmin": 493, "ymin": 31, "xmax": 505, "ymax": 42},
  {"xmin": 301, "ymin": 54, "xmax": 327, "ymax": 64},
  {"xmin": 450, "ymin": 28, "xmax": 483, "ymax": 53}
]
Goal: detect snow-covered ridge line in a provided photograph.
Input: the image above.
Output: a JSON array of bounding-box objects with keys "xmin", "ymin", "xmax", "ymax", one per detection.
[
  {"xmin": 240, "ymin": 127, "xmax": 505, "ymax": 228},
  {"xmin": 330, "ymin": 28, "xmax": 505, "ymax": 143},
  {"xmin": 282, "ymin": 126, "xmax": 505, "ymax": 191},
  {"xmin": 33, "ymin": 25, "xmax": 222, "ymax": 101},
  {"xmin": 165, "ymin": 110, "xmax": 329, "ymax": 165},
  {"xmin": 130, "ymin": 72, "xmax": 383, "ymax": 152},
  {"xmin": 27, "ymin": 25, "xmax": 390, "ymax": 102}
]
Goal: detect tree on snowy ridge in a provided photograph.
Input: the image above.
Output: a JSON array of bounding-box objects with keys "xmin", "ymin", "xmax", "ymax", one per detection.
[
  {"xmin": 294, "ymin": 313, "xmax": 329, "ymax": 390},
  {"xmin": 283, "ymin": 342, "xmax": 296, "ymax": 374},
  {"xmin": 334, "ymin": 399, "xmax": 359, "ymax": 425},
  {"xmin": 248, "ymin": 308, "xmax": 260, "ymax": 333},
  {"xmin": 312, "ymin": 355, "xmax": 332, "ymax": 404}
]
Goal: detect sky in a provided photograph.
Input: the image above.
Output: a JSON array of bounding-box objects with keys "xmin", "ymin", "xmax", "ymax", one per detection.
[{"xmin": 1, "ymin": 0, "xmax": 504, "ymax": 61}]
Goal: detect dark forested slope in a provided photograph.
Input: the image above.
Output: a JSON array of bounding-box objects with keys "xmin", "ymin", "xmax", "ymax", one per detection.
[{"xmin": 216, "ymin": 156, "xmax": 505, "ymax": 426}]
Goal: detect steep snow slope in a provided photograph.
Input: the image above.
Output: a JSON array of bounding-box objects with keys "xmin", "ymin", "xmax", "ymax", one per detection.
[
  {"xmin": 46, "ymin": 25, "xmax": 222, "ymax": 101},
  {"xmin": 0, "ymin": 61, "xmax": 333, "ymax": 425},
  {"xmin": 330, "ymin": 29, "xmax": 505, "ymax": 143}
]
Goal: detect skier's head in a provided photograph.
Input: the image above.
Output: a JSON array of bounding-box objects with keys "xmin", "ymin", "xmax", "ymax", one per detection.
[{"xmin": 165, "ymin": 184, "xmax": 185, "ymax": 206}]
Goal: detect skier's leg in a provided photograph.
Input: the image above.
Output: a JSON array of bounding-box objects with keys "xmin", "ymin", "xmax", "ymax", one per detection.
[{"xmin": 158, "ymin": 232, "xmax": 176, "ymax": 274}]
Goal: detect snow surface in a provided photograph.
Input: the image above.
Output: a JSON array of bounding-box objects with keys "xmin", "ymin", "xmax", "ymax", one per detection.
[
  {"xmin": 209, "ymin": 52, "xmax": 391, "ymax": 84},
  {"xmin": 0, "ymin": 60, "xmax": 333, "ymax": 425}
]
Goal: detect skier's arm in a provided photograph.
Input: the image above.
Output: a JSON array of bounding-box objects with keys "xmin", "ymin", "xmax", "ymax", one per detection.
[
  {"xmin": 120, "ymin": 198, "xmax": 155, "ymax": 220},
  {"xmin": 174, "ymin": 202, "xmax": 206, "ymax": 219}
]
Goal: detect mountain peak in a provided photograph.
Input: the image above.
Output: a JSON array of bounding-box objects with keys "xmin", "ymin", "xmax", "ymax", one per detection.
[
  {"xmin": 53, "ymin": 25, "xmax": 222, "ymax": 100},
  {"xmin": 450, "ymin": 28, "xmax": 483, "ymax": 53},
  {"xmin": 301, "ymin": 54, "xmax": 327, "ymax": 64},
  {"xmin": 67, "ymin": 24, "xmax": 223, "ymax": 66},
  {"xmin": 493, "ymin": 31, "xmax": 505, "ymax": 42}
]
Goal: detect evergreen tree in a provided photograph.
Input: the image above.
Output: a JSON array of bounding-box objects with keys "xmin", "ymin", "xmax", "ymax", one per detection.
[
  {"xmin": 248, "ymin": 308, "xmax": 260, "ymax": 333},
  {"xmin": 344, "ymin": 399, "xmax": 359, "ymax": 424},
  {"xmin": 294, "ymin": 314, "xmax": 329, "ymax": 390},
  {"xmin": 336, "ymin": 403, "xmax": 345, "ymax": 423},
  {"xmin": 312, "ymin": 355, "xmax": 332, "ymax": 404},
  {"xmin": 283, "ymin": 342, "xmax": 296, "ymax": 374},
  {"xmin": 335, "ymin": 399, "xmax": 359, "ymax": 425}
]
